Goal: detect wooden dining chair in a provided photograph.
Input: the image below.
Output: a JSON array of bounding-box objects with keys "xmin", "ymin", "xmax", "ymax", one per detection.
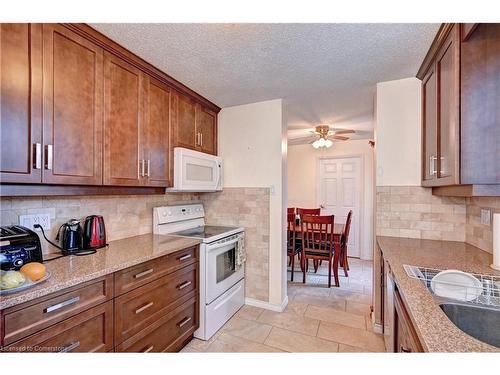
[
  {"xmin": 339, "ymin": 210, "xmax": 353, "ymax": 277},
  {"xmin": 287, "ymin": 207, "xmax": 296, "ymax": 215},
  {"xmin": 300, "ymin": 214, "xmax": 340, "ymax": 288},
  {"xmin": 287, "ymin": 213, "xmax": 301, "ymax": 281},
  {"xmin": 297, "ymin": 207, "xmax": 321, "ymax": 217}
]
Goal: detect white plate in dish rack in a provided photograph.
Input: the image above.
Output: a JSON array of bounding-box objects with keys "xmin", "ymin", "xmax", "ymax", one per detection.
[{"xmin": 430, "ymin": 270, "xmax": 482, "ymax": 302}]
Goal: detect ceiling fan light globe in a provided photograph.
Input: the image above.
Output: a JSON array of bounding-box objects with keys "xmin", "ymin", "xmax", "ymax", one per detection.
[
  {"xmin": 325, "ymin": 139, "xmax": 333, "ymax": 148},
  {"xmin": 318, "ymin": 138, "xmax": 326, "ymax": 147},
  {"xmin": 312, "ymin": 140, "xmax": 321, "ymax": 149}
]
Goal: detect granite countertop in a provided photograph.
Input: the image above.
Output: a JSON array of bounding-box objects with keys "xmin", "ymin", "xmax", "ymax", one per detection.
[
  {"xmin": 0, "ymin": 234, "xmax": 201, "ymax": 310},
  {"xmin": 377, "ymin": 236, "xmax": 500, "ymax": 352}
]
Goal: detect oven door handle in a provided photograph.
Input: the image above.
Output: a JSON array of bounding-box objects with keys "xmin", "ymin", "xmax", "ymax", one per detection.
[{"xmin": 206, "ymin": 237, "xmax": 241, "ymax": 252}]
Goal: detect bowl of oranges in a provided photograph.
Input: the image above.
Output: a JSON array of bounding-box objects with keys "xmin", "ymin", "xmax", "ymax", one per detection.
[{"xmin": 0, "ymin": 262, "xmax": 50, "ymax": 295}]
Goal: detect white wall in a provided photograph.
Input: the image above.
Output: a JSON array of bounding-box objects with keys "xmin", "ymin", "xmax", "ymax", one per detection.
[
  {"xmin": 218, "ymin": 99, "xmax": 287, "ymax": 309},
  {"xmin": 375, "ymin": 77, "xmax": 422, "ymax": 186},
  {"xmin": 288, "ymin": 140, "xmax": 374, "ymax": 260}
]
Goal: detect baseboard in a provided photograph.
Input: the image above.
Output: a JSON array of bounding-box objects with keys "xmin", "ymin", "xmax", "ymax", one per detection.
[{"xmin": 245, "ymin": 295, "xmax": 288, "ymax": 312}]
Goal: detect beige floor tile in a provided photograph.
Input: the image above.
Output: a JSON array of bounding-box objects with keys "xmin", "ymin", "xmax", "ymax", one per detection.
[
  {"xmin": 234, "ymin": 305, "xmax": 265, "ymax": 321},
  {"xmin": 330, "ymin": 289, "xmax": 372, "ymax": 305},
  {"xmin": 338, "ymin": 344, "xmax": 376, "ymax": 353},
  {"xmin": 205, "ymin": 332, "xmax": 284, "ymax": 352},
  {"xmin": 304, "ymin": 305, "xmax": 366, "ymax": 330},
  {"xmin": 317, "ymin": 321, "xmax": 385, "ymax": 351},
  {"xmin": 179, "ymin": 346, "xmax": 202, "ymax": 352},
  {"xmin": 292, "ymin": 293, "xmax": 346, "ymax": 310},
  {"xmin": 265, "ymin": 327, "xmax": 339, "ymax": 352},
  {"xmin": 284, "ymin": 300, "xmax": 308, "ymax": 316},
  {"xmin": 258, "ymin": 310, "xmax": 320, "ymax": 336},
  {"xmin": 221, "ymin": 317, "xmax": 272, "ymax": 343},
  {"xmin": 345, "ymin": 301, "xmax": 371, "ymax": 316},
  {"xmin": 184, "ymin": 331, "xmax": 221, "ymax": 352}
]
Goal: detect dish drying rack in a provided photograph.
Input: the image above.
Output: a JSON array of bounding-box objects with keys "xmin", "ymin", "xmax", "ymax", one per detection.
[{"xmin": 403, "ymin": 265, "xmax": 500, "ymax": 308}]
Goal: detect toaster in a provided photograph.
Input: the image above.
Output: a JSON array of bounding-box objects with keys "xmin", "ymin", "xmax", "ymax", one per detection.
[{"xmin": 0, "ymin": 226, "xmax": 43, "ymax": 270}]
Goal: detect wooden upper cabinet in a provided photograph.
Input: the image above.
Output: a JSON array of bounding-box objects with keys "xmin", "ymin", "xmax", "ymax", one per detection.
[
  {"xmin": 422, "ymin": 66, "xmax": 437, "ymax": 184},
  {"xmin": 196, "ymin": 104, "xmax": 217, "ymax": 155},
  {"xmin": 42, "ymin": 24, "xmax": 103, "ymax": 185},
  {"xmin": 173, "ymin": 91, "xmax": 197, "ymax": 150},
  {"xmin": 420, "ymin": 24, "xmax": 460, "ymax": 187},
  {"xmin": 103, "ymin": 52, "xmax": 144, "ymax": 186},
  {"xmin": 0, "ymin": 24, "xmax": 42, "ymax": 183},
  {"xmin": 143, "ymin": 77, "xmax": 172, "ymax": 187},
  {"xmin": 460, "ymin": 24, "xmax": 500, "ymax": 185},
  {"xmin": 435, "ymin": 25, "xmax": 460, "ymax": 185}
]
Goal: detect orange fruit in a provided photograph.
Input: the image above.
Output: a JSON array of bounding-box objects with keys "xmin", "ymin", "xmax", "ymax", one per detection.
[{"xmin": 20, "ymin": 262, "xmax": 46, "ymax": 281}]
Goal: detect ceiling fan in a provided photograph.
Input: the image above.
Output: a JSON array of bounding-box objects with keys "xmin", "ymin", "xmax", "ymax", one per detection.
[{"xmin": 306, "ymin": 125, "xmax": 355, "ymax": 148}]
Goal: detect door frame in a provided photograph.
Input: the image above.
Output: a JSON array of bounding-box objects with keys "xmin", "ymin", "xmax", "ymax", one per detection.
[{"xmin": 315, "ymin": 154, "xmax": 364, "ymax": 258}]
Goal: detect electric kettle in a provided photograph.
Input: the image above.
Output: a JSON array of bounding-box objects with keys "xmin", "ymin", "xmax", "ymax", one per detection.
[
  {"xmin": 83, "ymin": 215, "xmax": 107, "ymax": 250},
  {"xmin": 56, "ymin": 219, "xmax": 83, "ymax": 254}
]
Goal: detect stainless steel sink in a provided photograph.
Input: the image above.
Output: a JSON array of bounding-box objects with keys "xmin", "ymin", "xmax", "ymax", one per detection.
[{"xmin": 440, "ymin": 303, "xmax": 500, "ymax": 348}]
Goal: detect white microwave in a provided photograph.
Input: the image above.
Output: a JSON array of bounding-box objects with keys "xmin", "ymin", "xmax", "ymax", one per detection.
[{"xmin": 166, "ymin": 147, "xmax": 223, "ymax": 192}]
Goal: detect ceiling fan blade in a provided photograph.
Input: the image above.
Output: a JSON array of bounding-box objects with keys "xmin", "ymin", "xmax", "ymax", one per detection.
[
  {"xmin": 334, "ymin": 129, "xmax": 355, "ymax": 135},
  {"xmin": 332, "ymin": 135, "xmax": 349, "ymax": 141}
]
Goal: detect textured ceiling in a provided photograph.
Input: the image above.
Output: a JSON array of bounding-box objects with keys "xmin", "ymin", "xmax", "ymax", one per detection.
[{"xmin": 91, "ymin": 23, "xmax": 439, "ymax": 140}]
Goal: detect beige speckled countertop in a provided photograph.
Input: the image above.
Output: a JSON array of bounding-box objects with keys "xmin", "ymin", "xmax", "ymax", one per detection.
[
  {"xmin": 377, "ymin": 236, "xmax": 500, "ymax": 352},
  {"xmin": 0, "ymin": 234, "xmax": 201, "ymax": 310}
]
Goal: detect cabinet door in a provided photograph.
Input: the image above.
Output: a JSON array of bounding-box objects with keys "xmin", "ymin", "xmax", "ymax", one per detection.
[
  {"xmin": 42, "ymin": 24, "xmax": 103, "ymax": 185},
  {"xmin": 422, "ymin": 66, "xmax": 438, "ymax": 185},
  {"xmin": 143, "ymin": 77, "xmax": 172, "ymax": 187},
  {"xmin": 196, "ymin": 104, "xmax": 217, "ymax": 155},
  {"xmin": 172, "ymin": 91, "xmax": 197, "ymax": 150},
  {"xmin": 0, "ymin": 24, "xmax": 42, "ymax": 183},
  {"xmin": 435, "ymin": 24, "xmax": 460, "ymax": 185},
  {"xmin": 103, "ymin": 52, "xmax": 144, "ymax": 186}
]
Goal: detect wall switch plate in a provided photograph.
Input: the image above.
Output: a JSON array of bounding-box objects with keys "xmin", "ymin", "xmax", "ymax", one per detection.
[
  {"xmin": 480, "ymin": 209, "xmax": 491, "ymax": 226},
  {"xmin": 19, "ymin": 214, "xmax": 51, "ymax": 231}
]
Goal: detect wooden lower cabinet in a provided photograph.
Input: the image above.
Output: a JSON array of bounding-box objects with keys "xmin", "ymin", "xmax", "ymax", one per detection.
[
  {"xmin": 0, "ymin": 245, "xmax": 200, "ymax": 353},
  {"xmin": 116, "ymin": 298, "xmax": 198, "ymax": 353},
  {"xmin": 5, "ymin": 302, "xmax": 113, "ymax": 353},
  {"xmin": 394, "ymin": 288, "xmax": 423, "ymax": 353}
]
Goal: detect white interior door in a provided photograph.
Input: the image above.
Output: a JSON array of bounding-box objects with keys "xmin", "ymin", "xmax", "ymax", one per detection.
[{"xmin": 318, "ymin": 157, "xmax": 361, "ymax": 258}]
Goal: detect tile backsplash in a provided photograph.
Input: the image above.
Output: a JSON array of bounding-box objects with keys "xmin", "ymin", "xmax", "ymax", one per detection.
[
  {"xmin": 376, "ymin": 186, "xmax": 466, "ymax": 241},
  {"xmin": 0, "ymin": 187, "xmax": 271, "ymax": 302},
  {"xmin": 466, "ymin": 197, "xmax": 500, "ymax": 254}
]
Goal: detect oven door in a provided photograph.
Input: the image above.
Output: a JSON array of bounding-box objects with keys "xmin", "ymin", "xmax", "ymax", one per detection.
[{"xmin": 206, "ymin": 238, "xmax": 244, "ymax": 304}]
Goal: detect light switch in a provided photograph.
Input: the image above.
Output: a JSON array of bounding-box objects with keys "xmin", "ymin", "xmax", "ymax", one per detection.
[{"xmin": 481, "ymin": 209, "xmax": 491, "ymax": 226}]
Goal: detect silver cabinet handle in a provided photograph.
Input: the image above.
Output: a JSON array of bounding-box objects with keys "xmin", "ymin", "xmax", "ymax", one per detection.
[
  {"xmin": 33, "ymin": 143, "xmax": 42, "ymax": 169},
  {"xmin": 58, "ymin": 341, "xmax": 80, "ymax": 353},
  {"xmin": 134, "ymin": 268, "xmax": 154, "ymax": 279},
  {"xmin": 44, "ymin": 296, "xmax": 80, "ymax": 313},
  {"xmin": 177, "ymin": 281, "xmax": 192, "ymax": 290},
  {"xmin": 135, "ymin": 301, "xmax": 154, "ymax": 314},
  {"xmin": 146, "ymin": 160, "xmax": 150, "ymax": 177},
  {"xmin": 139, "ymin": 160, "xmax": 145, "ymax": 177},
  {"xmin": 45, "ymin": 144, "xmax": 53, "ymax": 170},
  {"xmin": 429, "ymin": 155, "xmax": 437, "ymax": 176},
  {"xmin": 141, "ymin": 345, "xmax": 154, "ymax": 353},
  {"xmin": 196, "ymin": 132, "xmax": 200, "ymax": 146},
  {"xmin": 177, "ymin": 254, "xmax": 192, "ymax": 262},
  {"xmin": 200, "ymin": 133, "xmax": 203, "ymax": 147},
  {"xmin": 177, "ymin": 316, "xmax": 192, "ymax": 328}
]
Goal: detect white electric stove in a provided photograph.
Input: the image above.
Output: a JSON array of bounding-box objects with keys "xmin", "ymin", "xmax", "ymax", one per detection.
[{"xmin": 153, "ymin": 203, "xmax": 245, "ymax": 340}]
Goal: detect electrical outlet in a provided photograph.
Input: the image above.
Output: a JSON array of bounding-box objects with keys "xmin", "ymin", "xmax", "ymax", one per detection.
[
  {"xmin": 480, "ymin": 209, "xmax": 491, "ymax": 226},
  {"xmin": 19, "ymin": 214, "xmax": 51, "ymax": 231}
]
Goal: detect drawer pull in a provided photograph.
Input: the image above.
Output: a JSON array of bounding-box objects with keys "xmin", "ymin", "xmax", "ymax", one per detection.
[
  {"xmin": 178, "ymin": 254, "xmax": 192, "ymax": 262},
  {"xmin": 177, "ymin": 316, "xmax": 192, "ymax": 328},
  {"xmin": 135, "ymin": 301, "xmax": 154, "ymax": 314},
  {"xmin": 177, "ymin": 281, "xmax": 192, "ymax": 290},
  {"xmin": 141, "ymin": 345, "xmax": 154, "ymax": 353},
  {"xmin": 44, "ymin": 296, "xmax": 80, "ymax": 313},
  {"xmin": 58, "ymin": 341, "xmax": 80, "ymax": 353},
  {"xmin": 134, "ymin": 268, "xmax": 154, "ymax": 279}
]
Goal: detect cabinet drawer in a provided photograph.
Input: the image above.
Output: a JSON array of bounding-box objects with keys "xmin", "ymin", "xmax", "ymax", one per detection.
[
  {"xmin": 114, "ymin": 262, "xmax": 197, "ymax": 344},
  {"xmin": 116, "ymin": 298, "xmax": 197, "ymax": 352},
  {"xmin": 1, "ymin": 275, "xmax": 113, "ymax": 345},
  {"xmin": 4, "ymin": 301, "xmax": 113, "ymax": 352},
  {"xmin": 114, "ymin": 246, "xmax": 198, "ymax": 295}
]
